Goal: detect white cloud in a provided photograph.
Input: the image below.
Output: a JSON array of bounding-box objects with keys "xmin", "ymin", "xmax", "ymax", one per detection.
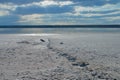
[
  {"xmin": 20, "ymin": 0, "xmax": 74, "ymax": 8},
  {"xmin": 0, "ymin": 10, "xmax": 9, "ymax": 16},
  {"xmin": 59, "ymin": 1, "xmax": 74, "ymax": 7},
  {"xmin": 1, "ymin": 1, "xmax": 120, "ymax": 24},
  {"xmin": 17, "ymin": 13, "xmax": 100, "ymax": 25},
  {"xmin": 18, "ymin": 14, "xmax": 45, "ymax": 24},
  {"xmin": 0, "ymin": 1, "xmax": 74, "ymax": 17},
  {"xmin": 17, "ymin": 13, "xmax": 75, "ymax": 25},
  {"xmin": 1, "ymin": 1, "xmax": 119, "ymax": 18},
  {"xmin": 69, "ymin": 11, "xmax": 120, "ymax": 17},
  {"xmin": 0, "ymin": 3, "xmax": 17, "ymax": 16},
  {"xmin": 40, "ymin": 1, "xmax": 58, "ymax": 7},
  {"xmin": 73, "ymin": 3, "xmax": 120, "ymax": 17},
  {"xmin": 104, "ymin": 16, "xmax": 120, "ymax": 21},
  {"xmin": 74, "ymin": 3, "xmax": 120, "ymax": 13},
  {"xmin": 20, "ymin": 1, "xmax": 58, "ymax": 7},
  {"xmin": 0, "ymin": 3, "xmax": 17, "ymax": 11}
]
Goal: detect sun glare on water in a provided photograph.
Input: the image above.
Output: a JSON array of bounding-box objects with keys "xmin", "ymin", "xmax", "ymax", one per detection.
[{"xmin": 20, "ymin": 33, "xmax": 60, "ymax": 36}]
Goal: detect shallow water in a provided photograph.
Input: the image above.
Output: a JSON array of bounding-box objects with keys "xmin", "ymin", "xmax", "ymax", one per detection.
[{"xmin": 0, "ymin": 28, "xmax": 120, "ymax": 34}]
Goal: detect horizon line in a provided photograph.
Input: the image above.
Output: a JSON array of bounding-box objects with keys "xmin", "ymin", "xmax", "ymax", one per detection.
[{"xmin": 0, "ymin": 25, "xmax": 120, "ymax": 28}]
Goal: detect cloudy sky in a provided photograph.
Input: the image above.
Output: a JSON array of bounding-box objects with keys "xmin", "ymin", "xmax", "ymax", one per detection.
[{"xmin": 0, "ymin": 0, "xmax": 120, "ymax": 25}]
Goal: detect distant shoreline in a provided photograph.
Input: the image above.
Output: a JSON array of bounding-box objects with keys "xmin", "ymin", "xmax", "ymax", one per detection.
[{"xmin": 0, "ymin": 25, "xmax": 120, "ymax": 28}]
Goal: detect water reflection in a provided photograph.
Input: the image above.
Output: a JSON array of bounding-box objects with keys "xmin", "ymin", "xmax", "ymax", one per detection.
[{"xmin": 0, "ymin": 28, "xmax": 120, "ymax": 34}]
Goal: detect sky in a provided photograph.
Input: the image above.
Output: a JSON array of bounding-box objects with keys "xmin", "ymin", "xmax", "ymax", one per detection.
[{"xmin": 0, "ymin": 0, "xmax": 120, "ymax": 25}]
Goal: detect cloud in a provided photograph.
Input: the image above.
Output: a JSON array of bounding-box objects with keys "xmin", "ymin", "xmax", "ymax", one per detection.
[
  {"xmin": 73, "ymin": 3, "xmax": 120, "ymax": 17},
  {"xmin": 1, "ymin": 1, "xmax": 119, "ymax": 17},
  {"xmin": 0, "ymin": 10, "xmax": 9, "ymax": 16},
  {"xmin": 58, "ymin": 1, "xmax": 74, "ymax": 7},
  {"xmin": 0, "ymin": 0, "xmax": 120, "ymax": 25},
  {"xmin": 18, "ymin": 14, "xmax": 45, "ymax": 24},
  {"xmin": 38, "ymin": 0, "xmax": 58, "ymax": 7},
  {"xmin": 20, "ymin": 0, "xmax": 74, "ymax": 8},
  {"xmin": 17, "ymin": 13, "xmax": 103, "ymax": 25},
  {"xmin": 68, "ymin": 11, "xmax": 120, "ymax": 17},
  {"xmin": 0, "ymin": 1, "xmax": 74, "ymax": 10},
  {"xmin": 0, "ymin": 3, "xmax": 17, "ymax": 16},
  {"xmin": 0, "ymin": 3, "xmax": 17, "ymax": 11},
  {"xmin": 18, "ymin": 13, "xmax": 75, "ymax": 25},
  {"xmin": 0, "ymin": 1, "xmax": 74, "ymax": 16},
  {"xmin": 14, "ymin": 5, "xmax": 73, "ymax": 15},
  {"xmin": 104, "ymin": 16, "xmax": 120, "ymax": 21}
]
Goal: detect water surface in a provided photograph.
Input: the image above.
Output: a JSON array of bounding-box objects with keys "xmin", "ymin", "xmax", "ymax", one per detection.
[{"xmin": 0, "ymin": 28, "xmax": 120, "ymax": 34}]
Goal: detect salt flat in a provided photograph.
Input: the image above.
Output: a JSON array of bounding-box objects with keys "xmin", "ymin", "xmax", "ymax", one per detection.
[{"xmin": 0, "ymin": 33, "xmax": 120, "ymax": 80}]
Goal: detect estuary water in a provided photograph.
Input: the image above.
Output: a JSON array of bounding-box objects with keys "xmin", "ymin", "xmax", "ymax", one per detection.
[{"xmin": 0, "ymin": 28, "xmax": 120, "ymax": 34}]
